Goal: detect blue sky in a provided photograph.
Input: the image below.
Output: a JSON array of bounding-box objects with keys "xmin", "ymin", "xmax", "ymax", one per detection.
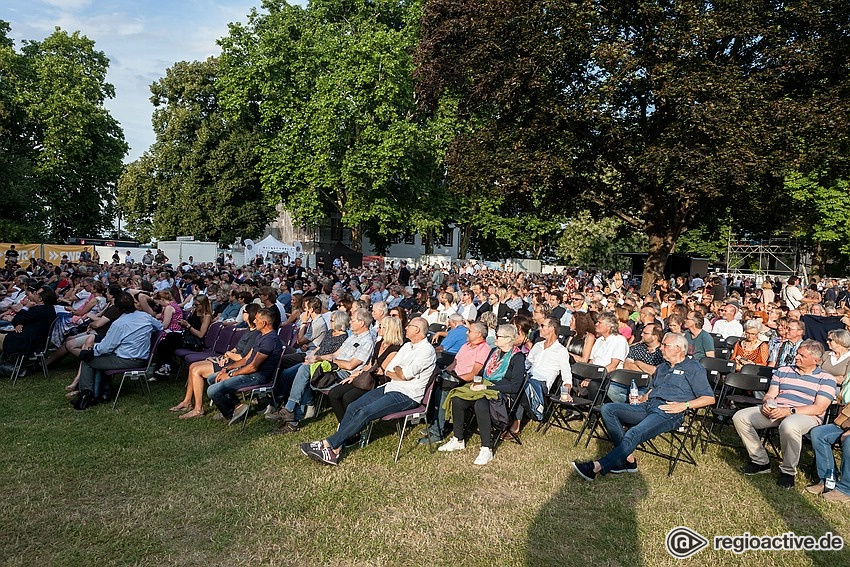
[{"xmin": 4, "ymin": 0, "xmax": 305, "ymax": 162}]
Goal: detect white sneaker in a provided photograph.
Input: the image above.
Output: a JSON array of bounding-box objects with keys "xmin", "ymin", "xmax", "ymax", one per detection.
[
  {"xmin": 304, "ymin": 405, "xmax": 316, "ymax": 419},
  {"xmin": 438, "ymin": 436, "xmax": 466, "ymax": 452},
  {"xmin": 473, "ymin": 447, "xmax": 493, "ymax": 466}
]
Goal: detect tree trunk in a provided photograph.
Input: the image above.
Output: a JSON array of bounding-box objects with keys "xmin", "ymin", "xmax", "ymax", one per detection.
[
  {"xmin": 350, "ymin": 224, "xmax": 362, "ymax": 252},
  {"xmin": 810, "ymin": 240, "xmax": 824, "ymax": 278},
  {"xmin": 640, "ymin": 230, "xmax": 677, "ymax": 295},
  {"xmin": 458, "ymin": 221, "xmax": 472, "ymax": 260},
  {"xmin": 423, "ymin": 230, "xmax": 434, "ymax": 255}
]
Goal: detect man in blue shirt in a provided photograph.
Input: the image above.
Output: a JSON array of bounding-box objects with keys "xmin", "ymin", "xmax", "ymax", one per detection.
[
  {"xmin": 572, "ymin": 332, "xmax": 715, "ymax": 479},
  {"xmin": 208, "ymin": 308, "xmax": 284, "ymax": 425},
  {"xmin": 74, "ymin": 292, "xmax": 163, "ymax": 410},
  {"xmin": 433, "ymin": 314, "xmax": 468, "ymax": 355}
]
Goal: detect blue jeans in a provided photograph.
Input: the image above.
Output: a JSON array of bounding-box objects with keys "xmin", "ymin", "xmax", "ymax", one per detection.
[
  {"xmin": 607, "ymin": 382, "xmax": 647, "ymax": 404},
  {"xmin": 811, "ymin": 424, "xmax": 850, "ymax": 495},
  {"xmin": 326, "ymin": 387, "xmax": 417, "ymax": 449},
  {"xmin": 598, "ymin": 400, "xmax": 683, "ymax": 474},
  {"xmin": 272, "ymin": 363, "xmax": 307, "ymax": 410},
  {"xmin": 207, "ymin": 372, "xmax": 266, "ymax": 418}
]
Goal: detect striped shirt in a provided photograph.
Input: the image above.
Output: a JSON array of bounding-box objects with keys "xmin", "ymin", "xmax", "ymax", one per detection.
[{"xmin": 771, "ymin": 365, "xmax": 837, "ymax": 418}]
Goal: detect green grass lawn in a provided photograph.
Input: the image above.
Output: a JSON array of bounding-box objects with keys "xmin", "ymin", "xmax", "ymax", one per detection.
[{"xmin": 2, "ymin": 365, "xmax": 849, "ymax": 566}]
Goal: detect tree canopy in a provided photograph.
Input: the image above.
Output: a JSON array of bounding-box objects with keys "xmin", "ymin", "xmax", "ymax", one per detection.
[
  {"xmin": 416, "ymin": 0, "xmax": 850, "ymax": 289},
  {"xmin": 0, "ymin": 23, "xmax": 126, "ymax": 242},
  {"xmin": 117, "ymin": 57, "xmax": 272, "ymax": 245},
  {"xmin": 217, "ymin": 0, "xmax": 456, "ymax": 251}
]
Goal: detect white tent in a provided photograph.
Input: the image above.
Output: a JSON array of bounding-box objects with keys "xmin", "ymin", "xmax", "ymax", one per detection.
[{"xmin": 253, "ymin": 235, "xmax": 302, "ymax": 262}]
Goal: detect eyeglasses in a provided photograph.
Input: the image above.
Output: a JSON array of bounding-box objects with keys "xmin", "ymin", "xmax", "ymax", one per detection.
[
  {"xmin": 660, "ymin": 343, "xmax": 678, "ymax": 348},
  {"xmin": 495, "ymin": 334, "xmax": 509, "ymax": 339}
]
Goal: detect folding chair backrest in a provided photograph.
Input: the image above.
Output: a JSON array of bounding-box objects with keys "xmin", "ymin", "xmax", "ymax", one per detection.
[
  {"xmin": 725, "ymin": 336, "xmax": 744, "ymax": 349},
  {"xmin": 213, "ymin": 325, "xmax": 237, "ymax": 354},
  {"xmin": 144, "ymin": 331, "xmax": 167, "ymax": 372},
  {"xmin": 723, "ymin": 372, "xmax": 771, "ymax": 393},
  {"xmin": 557, "ymin": 326, "xmax": 572, "ymax": 346},
  {"xmin": 278, "ymin": 323, "xmax": 294, "ymax": 346},
  {"xmin": 700, "ymin": 357, "xmax": 735, "ymax": 388},
  {"xmin": 571, "ymin": 362, "xmax": 608, "ymax": 403},
  {"xmin": 428, "ymin": 323, "xmax": 446, "ymax": 334},
  {"xmin": 715, "ymin": 347, "xmax": 731, "ymax": 359},
  {"xmin": 712, "ymin": 334, "xmax": 727, "ymax": 349},
  {"xmin": 41, "ymin": 317, "xmax": 59, "ymax": 354},
  {"xmin": 203, "ymin": 322, "xmax": 224, "ymax": 350},
  {"xmin": 740, "ymin": 363, "xmax": 774, "ymax": 379},
  {"xmin": 226, "ymin": 328, "xmax": 246, "ymax": 350},
  {"xmin": 607, "ymin": 369, "xmax": 651, "ymax": 389}
]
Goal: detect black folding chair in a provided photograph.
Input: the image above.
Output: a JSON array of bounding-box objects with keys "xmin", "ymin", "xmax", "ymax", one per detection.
[
  {"xmin": 583, "ymin": 369, "xmax": 652, "ymax": 448},
  {"xmin": 540, "ymin": 362, "xmax": 608, "ymax": 446},
  {"xmin": 700, "ymin": 357, "xmax": 736, "ymax": 395},
  {"xmin": 700, "ymin": 371, "xmax": 770, "ymax": 453},
  {"xmin": 492, "ymin": 372, "xmax": 532, "ymax": 450}
]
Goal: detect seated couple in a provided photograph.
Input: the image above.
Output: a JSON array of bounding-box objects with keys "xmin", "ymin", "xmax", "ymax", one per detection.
[
  {"xmin": 572, "ymin": 332, "xmax": 715, "ymax": 480},
  {"xmin": 300, "ymin": 317, "xmax": 437, "ymax": 466}
]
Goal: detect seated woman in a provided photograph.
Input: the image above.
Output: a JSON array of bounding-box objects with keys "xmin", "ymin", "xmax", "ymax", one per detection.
[
  {"xmin": 567, "ymin": 311, "xmax": 596, "ymax": 364},
  {"xmin": 615, "ymin": 306, "xmax": 634, "ymax": 344},
  {"xmin": 438, "ymin": 324, "xmax": 526, "ymax": 465},
  {"xmin": 151, "ymin": 290, "xmax": 184, "ymax": 377},
  {"xmin": 808, "ymin": 354, "xmax": 850, "ymax": 501},
  {"xmin": 0, "ymin": 286, "xmax": 58, "ymax": 368},
  {"xmin": 731, "ymin": 319, "xmax": 769, "ymax": 370},
  {"xmin": 299, "ymin": 317, "xmax": 436, "ymax": 466},
  {"xmin": 326, "ymin": 316, "xmax": 404, "ymax": 436},
  {"xmin": 172, "ymin": 304, "xmax": 261, "ymax": 418},
  {"xmin": 268, "ymin": 310, "xmax": 352, "ymax": 432}
]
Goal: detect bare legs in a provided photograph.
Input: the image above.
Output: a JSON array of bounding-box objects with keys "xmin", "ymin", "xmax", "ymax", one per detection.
[{"xmin": 172, "ymin": 360, "xmax": 213, "ymax": 418}]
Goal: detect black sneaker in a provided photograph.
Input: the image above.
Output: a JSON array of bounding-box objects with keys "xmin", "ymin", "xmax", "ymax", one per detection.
[
  {"xmin": 777, "ymin": 473, "xmax": 795, "ymax": 489},
  {"xmin": 740, "ymin": 461, "xmax": 771, "ymax": 475},
  {"xmin": 278, "ymin": 407, "xmax": 296, "ymax": 422},
  {"xmin": 306, "ymin": 445, "xmax": 339, "ymax": 466},
  {"xmin": 572, "ymin": 460, "xmax": 597, "ymax": 481},
  {"xmin": 610, "ymin": 459, "xmax": 638, "ymax": 474},
  {"xmin": 299, "ymin": 441, "xmax": 323, "ymax": 456}
]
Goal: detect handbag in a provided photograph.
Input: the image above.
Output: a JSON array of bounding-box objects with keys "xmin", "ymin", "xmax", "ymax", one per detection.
[
  {"xmin": 309, "ymin": 361, "xmax": 339, "ymax": 389},
  {"xmin": 181, "ymin": 329, "xmax": 204, "ymax": 351},
  {"xmin": 834, "ymin": 405, "xmax": 850, "ymax": 430},
  {"xmin": 489, "ymin": 393, "xmax": 509, "ymax": 429},
  {"xmin": 351, "ymin": 369, "xmax": 389, "ymax": 391}
]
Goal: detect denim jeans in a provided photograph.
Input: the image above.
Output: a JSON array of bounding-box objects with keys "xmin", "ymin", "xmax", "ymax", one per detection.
[
  {"xmin": 607, "ymin": 382, "xmax": 647, "ymax": 404},
  {"xmin": 207, "ymin": 372, "xmax": 266, "ymax": 418},
  {"xmin": 326, "ymin": 387, "xmax": 417, "ymax": 449},
  {"xmin": 598, "ymin": 400, "xmax": 683, "ymax": 474},
  {"xmin": 810, "ymin": 424, "xmax": 850, "ymax": 495},
  {"xmin": 272, "ymin": 363, "xmax": 307, "ymax": 410}
]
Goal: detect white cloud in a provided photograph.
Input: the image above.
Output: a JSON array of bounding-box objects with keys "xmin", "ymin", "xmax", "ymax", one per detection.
[{"xmin": 42, "ymin": 0, "xmax": 92, "ymax": 10}]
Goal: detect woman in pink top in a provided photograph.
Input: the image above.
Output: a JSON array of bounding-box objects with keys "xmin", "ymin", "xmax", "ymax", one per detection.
[{"xmin": 152, "ymin": 290, "xmax": 184, "ymax": 377}]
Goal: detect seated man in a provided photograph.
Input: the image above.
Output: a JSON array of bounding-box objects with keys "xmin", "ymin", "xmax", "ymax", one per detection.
[
  {"xmin": 732, "ymin": 339, "xmax": 836, "ymax": 488},
  {"xmin": 300, "ymin": 317, "xmax": 437, "ymax": 466},
  {"xmin": 207, "ymin": 308, "xmax": 284, "ymax": 424},
  {"xmin": 422, "ymin": 321, "xmax": 490, "ymax": 442},
  {"xmin": 623, "ymin": 323, "xmax": 664, "ymax": 375},
  {"xmin": 432, "ymin": 314, "xmax": 468, "ymax": 355},
  {"xmin": 572, "ymin": 332, "xmax": 715, "ymax": 479},
  {"xmin": 272, "ymin": 308, "xmax": 374, "ymax": 427},
  {"xmin": 513, "ymin": 316, "xmax": 572, "ymax": 430},
  {"xmin": 73, "ymin": 292, "xmax": 163, "ymax": 410},
  {"xmin": 712, "ymin": 304, "xmax": 743, "ymax": 339}
]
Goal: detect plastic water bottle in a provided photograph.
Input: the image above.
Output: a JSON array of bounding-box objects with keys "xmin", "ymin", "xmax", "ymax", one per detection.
[
  {"xmin": 629, "ymin": 379, "xmax": 639, "ymax": 405},
  {"xmin": 825, "ymin": 469, "xmax": 836, "ymax": 492}
]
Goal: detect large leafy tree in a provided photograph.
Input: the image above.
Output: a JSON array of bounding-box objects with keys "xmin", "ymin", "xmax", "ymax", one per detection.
[
  {"xmin": 0, "ymin": 24, "xmax": 126, "ymax": 241},
  {"xmin": 416, "ymin": 0, "xmax": 850, "ymax": 291},
  {"xmin": 218, "ymin": 0, "xmax": 454, "ymax": 250},
  {"xmin": 117, "ymin": 58, "xmax": 272, "ymax": 245}
]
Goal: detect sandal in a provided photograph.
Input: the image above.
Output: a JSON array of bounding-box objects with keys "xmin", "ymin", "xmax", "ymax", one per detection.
[
  {"xmin": 65, "ymin": 383, "xmax": 78, "ymax": 392},
  {"xmin": 179, "ymin": 409, "xmax": 205, "ymax": 419},
  {"xmin": 169, "ymin": 403, "xmax": 191, "ymax": 412},
  {"xmin": 65, "ymin": 390, "xmax": 79, "ymax": 399}
]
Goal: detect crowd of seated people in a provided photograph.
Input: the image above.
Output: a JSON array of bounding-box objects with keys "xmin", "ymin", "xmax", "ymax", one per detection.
[{"xmin": 7, "ymin": 248, "xmax": 850, "ymax": 484}]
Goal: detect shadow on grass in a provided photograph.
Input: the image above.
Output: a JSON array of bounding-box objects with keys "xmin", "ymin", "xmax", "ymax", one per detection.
[
  {"xmin": 720, "ymin": 444, "xmax": 848, "ymax": 566},
  {"xmin": 526, "ymin": 439, "xmax": 647, "ymax": 566}
]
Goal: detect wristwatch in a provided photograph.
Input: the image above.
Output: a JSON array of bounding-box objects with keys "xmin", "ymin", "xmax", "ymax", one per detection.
[{"xmin": 790, "ymin": 407, "xmax": 796, "ymax": 414}]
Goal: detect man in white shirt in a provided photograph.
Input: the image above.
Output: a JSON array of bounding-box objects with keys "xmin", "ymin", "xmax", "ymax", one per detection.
[
  {"xmin": 456, "ymin": 290, "xmax": 478, "ymax": 322},
  {"xmin": 712, "ymin": 304, "xmax": 744, "ymax": 339},
  {"xmin": 781, "ymin": 276, "xmax": 804, "ymax": 310},
  {"xmin": 588, "ymin": 311, "xmax": 629, "ymax": 402}
]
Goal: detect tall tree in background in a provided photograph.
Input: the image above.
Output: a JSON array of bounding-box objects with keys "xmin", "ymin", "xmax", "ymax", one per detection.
[
  {"xmin": 0, "ymin": 24, "xmax": 126, "ymax": 241},
  {"xmin": 416, "ymin": 0, "xmax": 850, "ymax": 291},
  {"xmin": 117, "ymin": 58, "xmax": 271, "ymax": 245},
  {"xmin": 218, "ymin": 0, "xmax": 455, "ymax": 251}
]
